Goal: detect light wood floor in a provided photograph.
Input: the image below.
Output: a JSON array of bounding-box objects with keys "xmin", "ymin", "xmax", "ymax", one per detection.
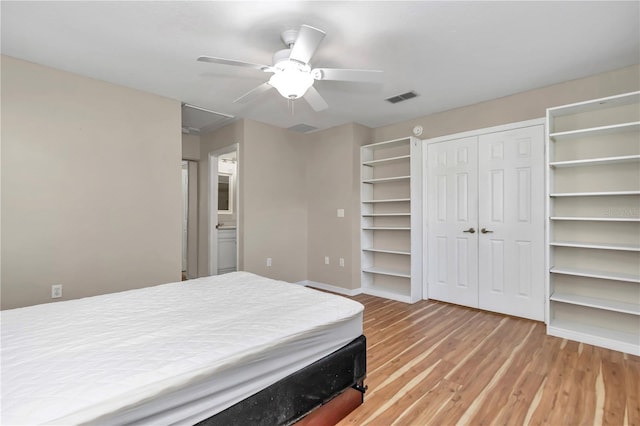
[{"xmin": 338, "ymin": 294, "xmax": 640, "ymax": 426}]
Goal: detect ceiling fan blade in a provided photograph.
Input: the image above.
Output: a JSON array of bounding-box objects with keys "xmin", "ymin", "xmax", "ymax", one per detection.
[
  {"xmin": 313, "ymin": 68, "xmax": 383, "ymax": 83},
  {"xmin": 198, "ymin": 56, "xmax": 272, "ymax": 72},
  {"xmin": 303, "ymin": 86, "xmax": 328, "ymax": 112},
  {"xmin": 233, "ymin": 82, "xmax": 274, "ymax": 104},
  {"xmin": 289, "ymin": 25, "xmax": 326, "ymax": 64}
]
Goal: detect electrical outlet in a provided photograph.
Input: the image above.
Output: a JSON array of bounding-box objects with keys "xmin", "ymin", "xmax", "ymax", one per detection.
[
  {"xmin": 266, "ymin": 258, "xmax": 272, "ymax": 267},
  {"xmin": 324, "ymin": 256, "xmax": 330, "ymax": 265},
  {"xmin": 339, "ymin": 258, "xmax": 345, "ymax": 267},
  {"xmin": 51, "ymin": 284, "xmax": 62, "ymax": 299}
]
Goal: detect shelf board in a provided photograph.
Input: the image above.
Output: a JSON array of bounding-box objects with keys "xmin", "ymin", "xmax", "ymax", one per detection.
[
  {"xmin": 362, "ymin": 266, "xmax": 411, "ymax": 278},
  {"xmin": 362, "ymin": 213, "xmax": 410, "ymax": 217},
  {"xmin": 550, "ymin": 216, "xmax": 640, "ymax": 222},
  {"xmin": 550, "ymin": 190, "xmax": 640, "ymax": 197},
  {"xmin": 551, "ymin": 292, "xmax": 640, "ymax": 315},
  {"xmin": 362, "ymin": 226, "xmax": 411, "ymax": 231},
  {"xmin": 361, "ymin": 137, "xmax": 411, "ymax": 150},
  {"xmin": 550, "ymin": 266, "xmax": 640, "ymax": 283},
  {"xmin": 361, "ymin": 287, "xmax": 412, "ymax": 304},
  {"xmin": 550, "ymin": 241, "xmax": 640, "ymax": 252},
  {"xmin": 362, "ymin": 198, "xmax": 410, "ymax": 203},
  {"xmin": 547, "ymin": 320, "xmax": 640, "ymax": 355},
  {"xmin": 362, "ymin": 155, "xmax": 410, "ymax": 166},
  {"xmin": 548, "ymin": 91, "xmax": 640, "ymax": 117},
  {"xmin": 362, "ymin": 248, "xmax": 411, "ymax": 255},
  {"xmin": 550, "ymin": 154, "xmax": 640, "ymax": 168},
  {"xmin": 549, "ymin": 121, "xmax": 640, "ymax": 141},
  {"xmin": 362, "ymin": 175, "xmax": 410, "ymax": 184}
]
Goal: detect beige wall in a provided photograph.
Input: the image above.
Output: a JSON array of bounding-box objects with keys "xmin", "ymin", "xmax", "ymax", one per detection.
[
  {"xmin": 198, "ymin": 120, "xmax": 367, "ymax": 289},
  {"xmin": 198, "ymin": 119, "xmax": 308, "ymax": 284},
  {"xmin": 1, "ymin": 56, "xmax": 182, "ymax": 309},
  {"xmin": 182, "ymin": 133, "xmax": 200, "ymax": 161},
  {"xmin": 305, "ymin": 123, "xmax": 372, "ymax": 290},
  {"xmin": 242, "ymin": 120, "xmax": 307, "ymax": 283},
  {"xmin": 373, "ymin": 64, "xmax": 640, "ymax": 142}
]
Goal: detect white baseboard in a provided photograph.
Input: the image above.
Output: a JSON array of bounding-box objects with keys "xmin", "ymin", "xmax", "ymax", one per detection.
[{"xmin": 295, "ymin": 280, "xmax": 363, "ymax": 297}]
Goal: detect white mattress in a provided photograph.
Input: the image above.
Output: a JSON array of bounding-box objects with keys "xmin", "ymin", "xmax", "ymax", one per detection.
[{"xmin": 1, "ymin": 272, "xmax": 364, "ymax": 425}]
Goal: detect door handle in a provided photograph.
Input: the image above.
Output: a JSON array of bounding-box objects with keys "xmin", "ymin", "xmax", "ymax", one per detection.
[
  {"xmin": 481, "ymin": 228, "xmax": 493, "ymax": 234},
  {"xmin": 463, "ymin": 227, "xmax": 476, "ymax": 234}
]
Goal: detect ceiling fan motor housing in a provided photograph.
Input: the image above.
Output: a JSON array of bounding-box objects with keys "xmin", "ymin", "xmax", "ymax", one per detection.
[
  {"xmin": 280, "ymin": 29, "xmax": 298, "ymax": 48},
  {"xmin": 272, "ymin": 49, "xmax": 292, "ymax": 66}
]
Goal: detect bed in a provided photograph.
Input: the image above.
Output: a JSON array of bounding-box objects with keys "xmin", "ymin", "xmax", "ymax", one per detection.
[{"xmin": 1, "ymin": 271, "xmax": 366, "ymax": 425}]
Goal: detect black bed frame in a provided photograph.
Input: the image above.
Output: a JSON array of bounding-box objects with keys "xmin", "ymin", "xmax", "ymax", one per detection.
[{"xmin": 196, "ymin": 335, "xmax": 367, "ymax": 426}]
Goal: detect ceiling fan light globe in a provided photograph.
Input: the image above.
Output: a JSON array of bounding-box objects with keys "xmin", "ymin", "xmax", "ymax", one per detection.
[{"xmin": 269, "ymin": 67, "xmax": 314, "ymax": 100}]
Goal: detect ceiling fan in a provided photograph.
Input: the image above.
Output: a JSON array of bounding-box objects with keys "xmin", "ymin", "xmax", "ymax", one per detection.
[{"xmin": 197, "ymin": 25, "xmax": 383, "ymax": 112}]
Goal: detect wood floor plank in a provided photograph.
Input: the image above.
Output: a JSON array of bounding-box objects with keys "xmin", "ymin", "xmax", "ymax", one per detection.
[
  {"xmin": 497, "ymin": 371, "xmax": 547, "ymax": 426},
  {"xmin": 428, "ymin": 318, "xmax": 533, "ymax": 425},
  {"xmin": 337, "ymin": 296, "xmax": 640, "ymax": 426},
  {"xmin": 395, "ymin": 378, "xmax": 467, "ymax": 425},
  {"xmin": 366, "ymin": 305, "xmax": 472, "ymax": 374},
  {"xmin": 463, "ymin": 323, "xmax": 540, "ymax": 425},
  {"xmin": 624, "ymin": 355, "xmax": 640, "ymax": 425},
  {"xmin": 601, "ymin": 358, "xmax": 627, "ymax": 425},
  {"xmin": 343, "ymin": 359, "xmax": 454, "ymax": 425}
]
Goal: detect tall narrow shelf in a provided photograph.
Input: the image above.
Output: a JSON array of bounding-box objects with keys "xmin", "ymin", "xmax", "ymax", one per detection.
[
  {"xmin": 360, "ymin": 136, "xmax": 422, "ymax": 303},
  {"xmin": 546, "ymin": 91, "xmax": 640, "ymax": 356}
]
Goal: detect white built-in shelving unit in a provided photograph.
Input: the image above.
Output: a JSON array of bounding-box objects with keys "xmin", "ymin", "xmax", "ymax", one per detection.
[
  {"xmin": 546, "ymin": 91, "xmax": 640, "ymax": 355},
  {"xmin": 360, "ymin": 137, "xmax": 422, "ymax": 303}
]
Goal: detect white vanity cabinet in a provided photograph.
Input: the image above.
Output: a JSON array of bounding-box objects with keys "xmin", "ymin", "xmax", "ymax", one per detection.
[{"xmin": 217, "ymin": 228, "xmax": 237, "ymax": 275}]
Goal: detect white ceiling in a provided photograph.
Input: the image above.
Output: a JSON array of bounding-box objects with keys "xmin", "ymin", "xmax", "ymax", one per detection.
[{"xmin": 2, "ymin": 1, "xmax": 639, "ymax": 133}]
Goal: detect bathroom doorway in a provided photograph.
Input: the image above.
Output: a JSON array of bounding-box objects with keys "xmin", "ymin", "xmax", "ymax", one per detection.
[{"xmin": 209, "ymin": 144, "xmax": 239, "ymax": 275}]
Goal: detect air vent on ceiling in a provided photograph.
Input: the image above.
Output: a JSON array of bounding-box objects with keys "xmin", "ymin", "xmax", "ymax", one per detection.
[
  {"xmin": 385, "ymin": 91, "xmax": 419, "ymax": 104},
  {"xmin": 288, "ymin": 123, "xmax": 318, "ymax": 133}
]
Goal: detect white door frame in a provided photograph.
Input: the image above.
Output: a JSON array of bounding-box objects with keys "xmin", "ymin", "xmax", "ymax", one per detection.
[
  {"xmin": 208, "ymin": 143, "xmax": 239, "ymax": 276},
  {"xmin": 185, "ymin": 160, "xmax": 199, "ymax": 279},
  {"xmin": 181, "ymin": 161, "xmax": 189, "ymax": 271}
]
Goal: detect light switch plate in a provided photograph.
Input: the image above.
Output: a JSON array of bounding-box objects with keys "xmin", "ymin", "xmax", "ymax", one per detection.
[{"xmin": 337, "ymin": 209, "xmax": 345, "ymax": 218}]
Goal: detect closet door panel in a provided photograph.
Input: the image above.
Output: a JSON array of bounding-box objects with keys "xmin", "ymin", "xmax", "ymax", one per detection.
[
  {"xmin": 477, "ymin": 126, "xmax": 545, "ymax": 321},
  {"xmin": 426, "ymin": 137, "xmax": 479, "ymax": 307}
]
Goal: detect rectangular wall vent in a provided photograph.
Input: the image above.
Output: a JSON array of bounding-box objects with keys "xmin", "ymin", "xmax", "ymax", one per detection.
[
  {"xmin": 288, "ymin": 123, "xmax": 318, "ymax": 133},
  {"xmin": 385, "ymin": 91, "xmax": 419, "ymax": 104}
]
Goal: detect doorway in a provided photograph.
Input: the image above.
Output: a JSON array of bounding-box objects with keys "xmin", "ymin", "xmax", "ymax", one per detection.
[{"xmin": 208, "ymin": 144, "xmax": 239, "ymax": 276}]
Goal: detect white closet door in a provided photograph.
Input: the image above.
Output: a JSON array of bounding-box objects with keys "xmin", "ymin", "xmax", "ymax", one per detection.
[
  {"xmin": 477, "ymin": 126, "xmax": 544, "ymax": 321},
  {"xmin": 426, "ymin": 137, "xmax": 479, "ymax": 308}
]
